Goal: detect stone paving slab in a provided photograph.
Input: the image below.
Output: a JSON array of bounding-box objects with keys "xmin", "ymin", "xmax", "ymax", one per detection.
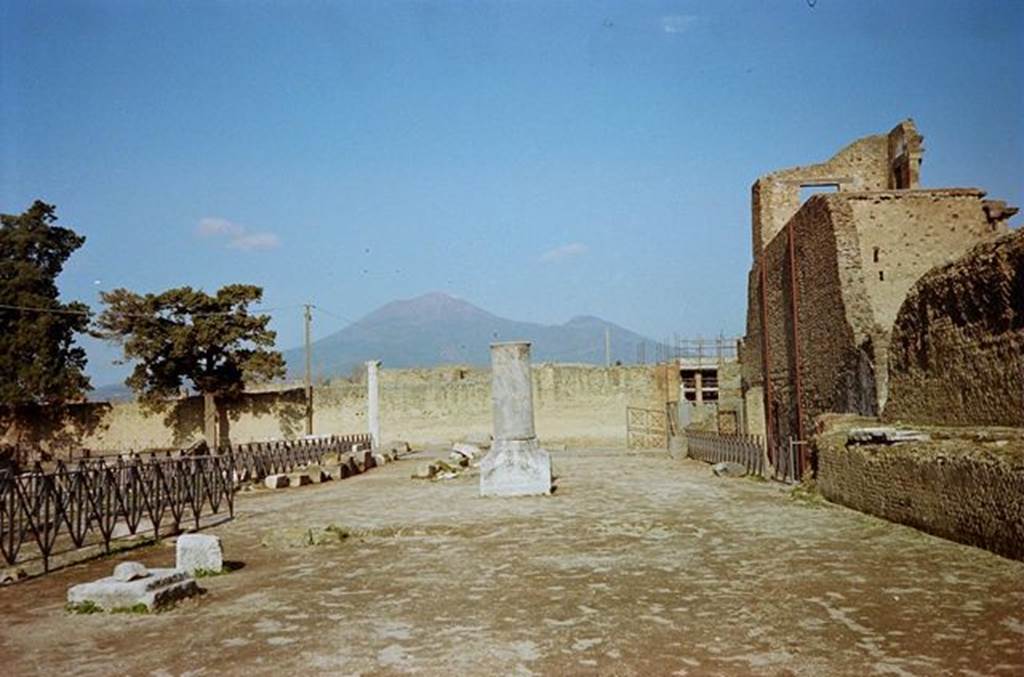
[{"xmin": 0, "ymin": 449, "xmax": 1021, "ymax": 676}]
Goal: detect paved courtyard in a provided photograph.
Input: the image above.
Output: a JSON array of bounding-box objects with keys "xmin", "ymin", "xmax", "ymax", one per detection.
[{"xmin": 1, "ymin": 449, "xmax": 1022, "ymax": 676}]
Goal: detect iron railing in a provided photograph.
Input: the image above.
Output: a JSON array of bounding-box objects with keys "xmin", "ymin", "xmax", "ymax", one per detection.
[
  {"xmin": 627, "ymin": 407, "xmax": 669, "ymax": 449},
  {"xmin": 686, "ymin": 431, "xmax": 766, "ymax": 476},
  {"xmin": 770, "ymin": 437, "xmax": 809, "ymax": 484},
  {"xmin": 0, "ymin": 434, "xmax": 372, "ymax": 572}
]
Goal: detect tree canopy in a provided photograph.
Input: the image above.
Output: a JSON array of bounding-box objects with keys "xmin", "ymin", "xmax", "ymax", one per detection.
[
  {"xmin": 96, "ymin": 284, "xmax": 285, "ymax": 404},
  {"xmin": 0, "ymin": 201, "xmax": 91, "ymax": 406}
]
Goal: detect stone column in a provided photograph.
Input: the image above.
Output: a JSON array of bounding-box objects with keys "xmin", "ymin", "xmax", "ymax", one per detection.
[
  {"xmin": 366, "ymin": 360, "xmax": 381, "ymax": 449},
  {"xmin": 480, "ymin": 341, "xmax": 552, "ymax": 497}
]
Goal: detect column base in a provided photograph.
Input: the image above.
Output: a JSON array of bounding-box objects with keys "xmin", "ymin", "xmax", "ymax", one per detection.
[{"xmin": 479, "ymin": 438, "xmax": 552, "ymax": 497}]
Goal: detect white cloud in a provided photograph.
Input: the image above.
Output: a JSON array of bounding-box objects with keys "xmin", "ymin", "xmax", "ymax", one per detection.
[
  {"xmin": 541, "ymin": 242, "xmax": 588, "ymax": 262},
  {"xmin": 661, "ymin": 14, "xmax": 697, "ymax": 34},
  {"xmin": 197, "ymin": 217, "xmax": 244, "ymax": 237},
  {"xmin": 197, "ymin": 216, "xmax": 280, "ymax": 251},
  {"xmin": 228, "ymin": 232, "xmax": 281, "ymax": 251}
]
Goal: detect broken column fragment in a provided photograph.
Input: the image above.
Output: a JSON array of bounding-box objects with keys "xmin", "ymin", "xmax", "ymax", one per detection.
[{"xmin": 480, "ymin": 341, "xmax": 552, "ymax": 497}]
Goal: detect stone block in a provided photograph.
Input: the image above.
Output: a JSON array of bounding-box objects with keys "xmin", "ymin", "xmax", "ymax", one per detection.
[
  {"xmin": 265, "ymin": 474, "xmax": 290, "ymax": 489},
  {"xmin": 67, "ymin": 567, "xmax": 200, "ymax": 611},
  {"xmin": 383, "ymin": 440, "xmax": 412, "ymax": 455},
  {"xmin": 289, "ymin": 472, "xmax": 313, "ymax": 487},
  {"xmin": 451, "ymin": 442, "xmax": 481, "ymax": 460},
  {"xmin": 371, "ymin": 453, "xmax": 387, "ymax": 467},
  {"xmin": 712, "ymin": 462, "xmax": 748, "ymax": 478},
  {"xmin": 176, "ymin": 534, "xmax": 223, "ymax": 575},
  {"xmin": 347, "ymin": 453, "xmax": 365, "ymax": 473},
  {"xmin": 113, "ymin": 561, "xmax": 149, "ymax": 582},
  {"xmin": 305, "ymin": 464, "xmax": 330, "ymax": 482},
  {"xmin": 480, "ymin": 439, "xmax": 552, "ymax": 497}
]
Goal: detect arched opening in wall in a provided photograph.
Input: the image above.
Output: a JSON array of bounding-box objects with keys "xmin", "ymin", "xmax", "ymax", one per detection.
[{"xmin": 799, "ymin": 183, "xmax": 839, "ymax": 203}]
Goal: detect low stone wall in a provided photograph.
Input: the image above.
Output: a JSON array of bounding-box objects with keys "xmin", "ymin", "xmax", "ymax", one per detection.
[
  {"xmin": 3, "ymin": 363, "xmax": 667, "ymax": 458},
  {"xmin": 313, "ymin": 363, "xmax": 666, "ymax": 448},
  {"xmin": 815, "ymin": 417, "xmax": 1024, "ymax": 561}
]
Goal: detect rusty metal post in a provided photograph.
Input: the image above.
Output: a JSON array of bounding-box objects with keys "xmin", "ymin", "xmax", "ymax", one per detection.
[{"xmin": 786, "ymin": 221, "xmax": 807, "ymax": 453}]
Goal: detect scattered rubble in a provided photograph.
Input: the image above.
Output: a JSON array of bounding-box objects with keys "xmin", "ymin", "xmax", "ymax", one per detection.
[
  {"xmin": 451, "ymin": 442, "xmax": 481, "ymax": 462},
  {"xmin": 411, "ymin": 459, "xmax": 465, "ymax": 481},
  {"xmin": 712, "ymin": 462, "xmax": 748, "ymax": 478}
]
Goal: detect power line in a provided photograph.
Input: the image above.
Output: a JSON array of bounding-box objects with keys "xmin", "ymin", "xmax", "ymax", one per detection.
[
  {"xmin": 310, "ymin": 304, "xmax": 359, "ymax": 326},
  {"xmin": 0, "ymin": 302, "xmax": 302, "ymax": 319}
]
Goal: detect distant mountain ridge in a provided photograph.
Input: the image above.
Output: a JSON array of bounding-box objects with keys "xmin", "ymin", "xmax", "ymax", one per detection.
[{"xmin": 283, "ymin": 292, "xmax": 660, "ymax": 379}]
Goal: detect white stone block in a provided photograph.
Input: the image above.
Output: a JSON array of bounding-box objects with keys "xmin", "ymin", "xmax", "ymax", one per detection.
[
  {"xmin": 265, "ymin": 474, "xmax": 290, "ymax": 489},
  {"xmin": 68, "ymin": 568, "xmax": 199, "ymax": 611},
  {"xmin": 176, "ymin": 533, "xmax": 223, "ymax": 574}
]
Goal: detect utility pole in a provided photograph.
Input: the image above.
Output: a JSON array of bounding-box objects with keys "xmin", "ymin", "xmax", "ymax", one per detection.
[
  {"xmin": 303, "ymin": 304, "xmax": 313, "ymax": 436},
  {"xmin": 604, "ymin": 327, "xmax": 611, "ymax": 367}
]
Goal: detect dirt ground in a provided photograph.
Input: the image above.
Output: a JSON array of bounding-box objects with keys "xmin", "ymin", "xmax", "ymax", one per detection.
[{"xmin": 1, "ymin": 448, "xmax": 1022, "ymax": 676}]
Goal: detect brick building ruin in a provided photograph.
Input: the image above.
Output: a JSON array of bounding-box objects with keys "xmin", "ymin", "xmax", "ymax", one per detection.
[{"xmin": 739, "ymin": 120, "xmax": 1018, "ymax": 453}]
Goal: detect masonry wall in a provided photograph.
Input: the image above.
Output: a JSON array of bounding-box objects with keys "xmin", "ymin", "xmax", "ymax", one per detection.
[
  {"xmin": 815, "ymin": 419, "xmax": 1024, "ymax": 561},
  {"xmin": 745, "ymin": 189, "xmax": 1006, "ymax": 448},
  {"xmin": 885, "ymin": 229, "xmax": 1024, "ymax": 427},
  {"xmin": 318, "ymin": 363, "xmax": 666, "ymax": 448},
  {"xmin": 5, "ymin": 364, "xmax": 666, "ymax": 459}
]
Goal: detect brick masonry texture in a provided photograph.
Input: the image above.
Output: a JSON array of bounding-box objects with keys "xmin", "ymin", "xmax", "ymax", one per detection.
[
  {"xmin": 815, "ymin": 416, "xmax": 1024, "ymax": 561},
  {"xmin": 885, "ymin": 229, "xmax": 1024, "ymax": 427},
  {"xmin": 742, "ymin": 120, "xmax": 1011, "ymax": 448}
]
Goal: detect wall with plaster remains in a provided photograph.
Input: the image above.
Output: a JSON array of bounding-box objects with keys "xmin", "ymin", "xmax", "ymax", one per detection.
[
  {"xmin": 5, "ymin": 364, "xmax": 667, "ymax": 460},
  {"xmin": 742, "ymin": 120, "xmax": 1013, "ymax": 449},
  {"xmin": 885, "ymin": 230, "xmax": 1024, "ymax": 427}
]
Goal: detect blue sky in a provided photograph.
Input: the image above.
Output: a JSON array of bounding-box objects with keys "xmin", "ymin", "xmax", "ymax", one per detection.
[{"xmin": 2, "ymin": 0, "xmax": 1022, "ymax": 385}]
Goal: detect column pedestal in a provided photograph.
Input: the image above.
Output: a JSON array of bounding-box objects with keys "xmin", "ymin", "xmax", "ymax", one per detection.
[{"xmin": 480, "ymin": 341, "xmax": 551, "ymax": 497}]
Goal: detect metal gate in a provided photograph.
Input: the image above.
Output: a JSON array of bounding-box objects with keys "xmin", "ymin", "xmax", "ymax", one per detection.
[{"xmin": 626, "ymin": 407, "xmax": 668, "ymax": 449}]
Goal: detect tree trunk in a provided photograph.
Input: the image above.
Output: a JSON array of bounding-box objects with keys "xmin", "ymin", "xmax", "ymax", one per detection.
[{"xmin": 203, "ymin": 392, "xmax": 218, "ymax": 450}]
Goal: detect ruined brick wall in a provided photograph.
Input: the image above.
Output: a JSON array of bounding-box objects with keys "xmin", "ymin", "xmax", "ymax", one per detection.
[
  {"xmin": 885, "ymin": 229, "xmax": 1024, "ymax": 427},
  {"xmin": 815, "ymin": 421, "xmax": 1024, "ymax": 561},
  {"xmin": 745, "ymin": 189, "xmax": 1006, "ymax": 448},
  {"xmin": 754, "ymin": 194, "xmax": 878, "ymax": 447},
  {"xmin": 751, "ymin": 134, "xmax": 890, "ymax": 257},
  {"xmin": 845, "ymin": 189, "xmax": 996, "ymax": 334},
  {"xmin": 6, "ymin": 364, "xmax": 666, "ymax": 457}
]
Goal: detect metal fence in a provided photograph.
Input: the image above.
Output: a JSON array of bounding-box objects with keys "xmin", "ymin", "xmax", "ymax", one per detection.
[
  {"xmin": 626, "ymin": 407, "xmax": 669, "ymax": 449},
  {"xmin": 769, "ymin": 437, "xmax": 809, "ymax": 484},
  {"xmin": 0, "ymin": 434, "xmax": 372, "ymax": 572},
  {"xmin": 686, "ymin": 431, "xmax": 767, "ymax": 476}
]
